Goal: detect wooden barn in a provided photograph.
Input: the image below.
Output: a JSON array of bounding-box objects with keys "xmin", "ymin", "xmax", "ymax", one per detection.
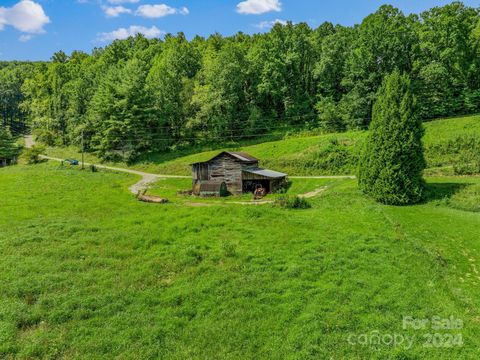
[{"xmin": 191, "ymin": 151, "xmax": 287, "ymax": 196}]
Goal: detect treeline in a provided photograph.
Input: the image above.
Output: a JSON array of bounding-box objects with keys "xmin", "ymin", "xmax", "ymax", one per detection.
[
  {"xmin": 0, "ymin": 62, "xmax": 39, "ymax": 134},
  {"xmin": 3, "ymin": 2, "xmax": 480, "ymax": 161}
]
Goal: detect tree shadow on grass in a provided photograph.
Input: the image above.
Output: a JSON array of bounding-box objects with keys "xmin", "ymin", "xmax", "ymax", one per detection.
[
  {"xmin": 280, "ymin": 181, "xmax": 293, "ymax": 194},
  {"xmin": 424, "ymin": 182, "xmax": 470, "ymax": 202}
]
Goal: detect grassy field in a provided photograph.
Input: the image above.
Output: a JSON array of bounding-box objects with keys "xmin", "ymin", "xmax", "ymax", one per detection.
[
  {"xmin": 44, "ymin": 114, "xmax": 480, "ymax": 176},
  {"xmin": 1, "ymin": 162, "xmax": 480, "ymax": 359}
]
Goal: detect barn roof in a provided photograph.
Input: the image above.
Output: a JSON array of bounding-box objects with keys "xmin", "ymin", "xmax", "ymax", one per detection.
[
  {"xmin": 243, "ymin": 167, "xmax": 288, "ymax": 179},
  {"xmin": 225, "ymin": 152, "xmax": 258, "ymax": 162},
  {"xmin": 192, "ymin": 151, "xmax": 258, "ymax": 165}
]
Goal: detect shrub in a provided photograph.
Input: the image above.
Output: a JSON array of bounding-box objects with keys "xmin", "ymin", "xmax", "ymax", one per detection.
[
  {"xmin": 33, "ymin": 128, "xmax": 58, "ymax": 147},
  {"xmin": 274, "ymin": 195, "xmax": 311, "ymax": 209},
  {"xmin": 453, "ymin": 148, "xmax": 480, "ymax": 175},
  {"xmin": 454, "ymin": 164, "xmax": 479, "ymax": 176},
  {"xmin": 358, "ymin": 71, "xmax": 426, "ymax": 205},
  {"xmin": 23, "ymin": 145, "xmax": 45, "ymax": 164}
]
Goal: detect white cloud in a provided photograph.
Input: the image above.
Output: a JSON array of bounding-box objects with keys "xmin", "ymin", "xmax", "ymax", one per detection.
[
  {"xmin": 97, "ymin": 25, "xmax": 164, "ymax": 42},
  {"xmin": 107, "ymin": 0, "xmax": 140, "ymax": 4},
  {"xmin": 0, "ymin": 10, "xmax": 6, "ymax": 31},
  {"xmin": 135, "ymin": 4, "xmax": 189, "ymax": 18},
  {"xmin": 237, "ymin": 0, "xmax": 281, "ymax": 15},
  {"xmin": 19, "ymin": 34, "xmax": 33, "ymax": 42},
  {"xmin": 254, "ymin": 18, "xmax": 287, "ymax": 29},
  {"xmin": 103, "ymin": 5, "xmax": 132, "ymax": 18},
  {"xmin": 136, "ymin": 4, "xmax": 175, "ymax": 18},
  {"xmin": 0, "ymin": 0, "xmax": 50, "ymax": 33}
]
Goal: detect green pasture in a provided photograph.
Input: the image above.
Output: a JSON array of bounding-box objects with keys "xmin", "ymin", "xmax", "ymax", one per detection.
[{"xmin": 1, "ymin": 163, "xmax": 480, "ymax": 359}]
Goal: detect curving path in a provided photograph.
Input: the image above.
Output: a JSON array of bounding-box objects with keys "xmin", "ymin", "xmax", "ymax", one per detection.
[
  {"xmin": 24, "ymin": 135, "xmax": 354, "ymax": 197},
  {"xmin": 24, "ymin": 135, "xmax": 188, "ymax": 195}
]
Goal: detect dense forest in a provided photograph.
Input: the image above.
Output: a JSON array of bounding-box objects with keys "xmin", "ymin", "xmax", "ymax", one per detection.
[
  {"xmin": 0, "ymin": 61, "xmax": 39, "ymax": 134},
  {"xmin": 1, "ymin": 2, "xmax": 479, "ymax": 161}
]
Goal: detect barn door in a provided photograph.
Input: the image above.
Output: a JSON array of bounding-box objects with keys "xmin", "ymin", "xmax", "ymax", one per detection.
[{"xmin": 199, "ymin": 164, "xmax": 209, "ymax": 180}]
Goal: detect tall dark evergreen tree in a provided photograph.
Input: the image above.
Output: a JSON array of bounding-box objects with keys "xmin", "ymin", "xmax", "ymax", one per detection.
[
  {"xmin": 88, "ymin": 58, "xmax": 155, "ymax": 161},
  {"xmin": 0, "ymin": 127, "xmax": 19, "ymax": 162},
  {"xmin": 358, "ymin": 70, "xmax": 425, "ymax": 205}
]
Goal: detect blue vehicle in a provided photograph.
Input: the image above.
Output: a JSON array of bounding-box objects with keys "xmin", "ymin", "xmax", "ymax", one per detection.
[{"xmin": 63, "ymin": 159, "xmax": 79, "ymax": 166}]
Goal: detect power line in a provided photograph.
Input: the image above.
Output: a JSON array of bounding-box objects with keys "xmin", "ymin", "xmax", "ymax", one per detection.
[
  {"xmin": 84, "ymin": 114, "xmax": 330, "ymax": 141},
  {"xmin": 89, "ymin": 126, "xmax": 329, "ymax": 142},
  {"xmin": 134, "ymin": 120, "xmax": 320, "ymax": 133},
  {"xmin": 15, "ymin": 110, "xmax": 369, "ymax": 147}
]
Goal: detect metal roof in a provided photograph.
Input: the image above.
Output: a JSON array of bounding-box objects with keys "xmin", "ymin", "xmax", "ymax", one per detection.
[{"xmin": 243, "ymin": 167, "xmax": 288, "ymax": 179}]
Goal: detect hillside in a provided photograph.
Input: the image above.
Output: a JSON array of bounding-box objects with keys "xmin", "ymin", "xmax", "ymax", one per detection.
[{"xmin": 45, "ymin": 114, "xmax": 480, "ymax": 176}]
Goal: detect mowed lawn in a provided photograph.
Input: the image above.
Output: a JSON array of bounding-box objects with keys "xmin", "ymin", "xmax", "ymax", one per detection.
[{"xmin": 1, "ymin": 164, "xmax": 480, "ymax": 359}]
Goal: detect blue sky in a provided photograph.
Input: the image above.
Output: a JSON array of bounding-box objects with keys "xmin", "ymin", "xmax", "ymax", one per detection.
[{"xmin": 0, "ymin": 0, "xmax": 479, "ymax": 61}]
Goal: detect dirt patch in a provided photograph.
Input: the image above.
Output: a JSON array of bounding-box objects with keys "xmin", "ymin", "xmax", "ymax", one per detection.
[
  {"xmin": 186, "ymin": 202, "xmax": 219, "ymax": 207},
  {"xmin": 129, "ymin": 174, "xmax": 160, "ymax": 195},
  {"xmin": 299, "ymin": 186, "xmax": 328, "ymax": 199},
  {"xmin": 229, "ymin": 200, "xmax": 273, "ymax": 205}
]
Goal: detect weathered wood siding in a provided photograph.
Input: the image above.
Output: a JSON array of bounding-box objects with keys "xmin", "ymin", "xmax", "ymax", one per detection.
[
  {"xmin": 192, "ymin": 153, "xmax": 263, "ymax": 195},
  {"xmin": 208, "ymin": 154, "xmax": 245, "ymax": 195},
  {"xmin": 192, "ymin": 163, "xmax": 209, "ymax": 189}
]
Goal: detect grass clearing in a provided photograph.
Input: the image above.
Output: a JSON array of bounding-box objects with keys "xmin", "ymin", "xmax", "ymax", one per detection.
[{"xmin": 1, "ymin": 163, "xmax": 480, "ymax": 358}]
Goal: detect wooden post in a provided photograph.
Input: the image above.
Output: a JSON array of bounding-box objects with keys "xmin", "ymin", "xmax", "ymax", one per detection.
[{"xmin": 81, "ymin": 130, "xmax": 85, "ymax": 170}]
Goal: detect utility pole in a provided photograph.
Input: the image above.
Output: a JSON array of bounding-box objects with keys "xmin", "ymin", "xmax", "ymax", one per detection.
[{"xmin": 81, "ymin": 129, "xmax": 85, "ymax": 170}]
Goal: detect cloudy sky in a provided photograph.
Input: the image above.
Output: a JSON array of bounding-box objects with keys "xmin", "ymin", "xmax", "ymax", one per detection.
[{"xmin": 1, "ymin": 0, "xmax": 479, "ymax": 61}]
